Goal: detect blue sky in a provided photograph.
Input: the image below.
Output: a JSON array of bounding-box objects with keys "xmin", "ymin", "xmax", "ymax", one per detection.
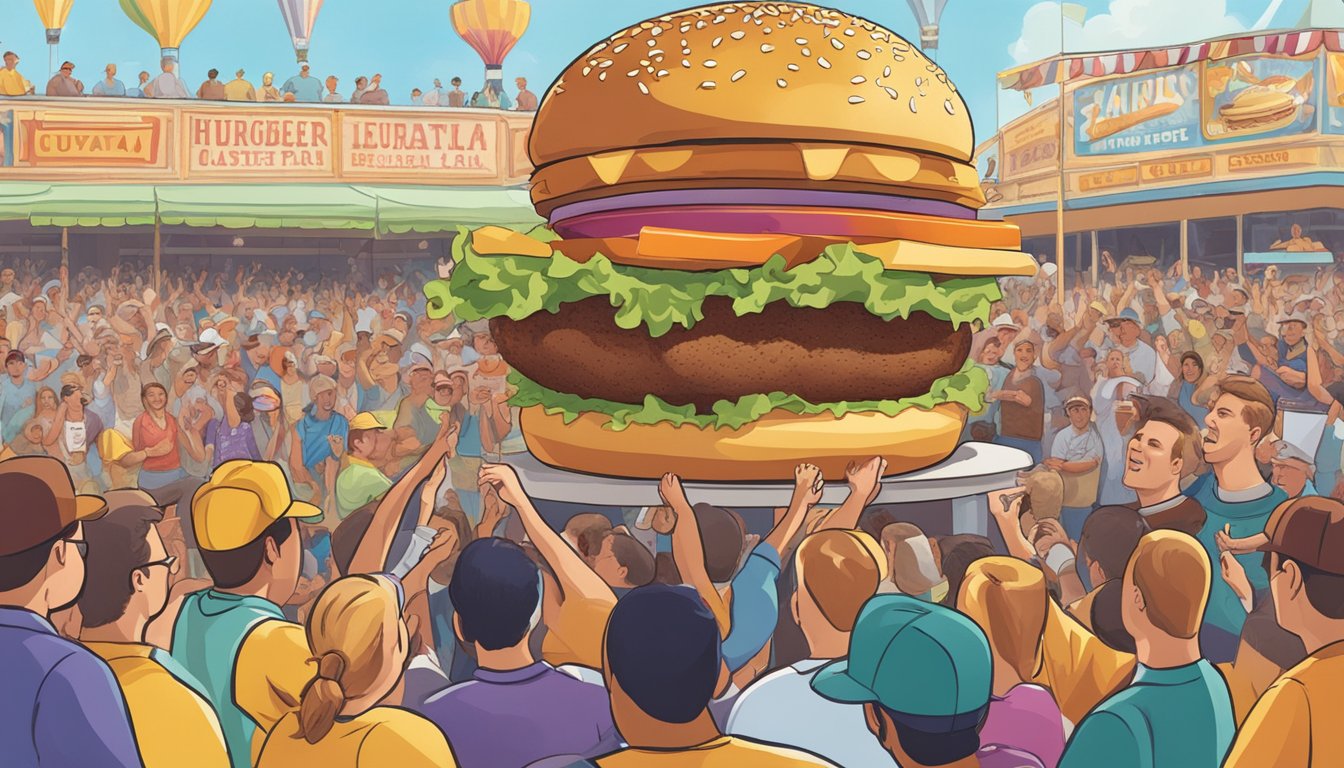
[{"xmin": 1, "ymin": 0, "xmax": 1310, "ymax": 142}]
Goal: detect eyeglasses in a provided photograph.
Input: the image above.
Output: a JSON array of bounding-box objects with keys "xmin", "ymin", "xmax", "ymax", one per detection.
[
  {"xmin": 65, "ymin": 538, "xmax": 88, "ymax": 558},
  {"xmin": 136, "ymin": 555, "xmax": 179, "ymax": 576}
]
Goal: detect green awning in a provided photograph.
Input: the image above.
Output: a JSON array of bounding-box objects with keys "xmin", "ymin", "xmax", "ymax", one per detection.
[
  {"xmin": 0, "ymin": 182, "xmax": 158, "ymax": 227},
  {"xmin": 361, "ymin": 186, "xmax": 542, "ymax": 235},
  {"xmin": 0, "ymin": 182, "xmax": 542, "ymax": 234}
]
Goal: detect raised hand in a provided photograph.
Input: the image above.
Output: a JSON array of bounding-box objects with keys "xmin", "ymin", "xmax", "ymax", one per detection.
[
  {"xmin": 792, "ymin": 462, "xmax": 824, "ymax": 509},
  {"xmin": 846, "ymin": 456, "xmax": 887, "ymax": 507},
  {"xmin": 658, "ymin": 472, "xmax": 692, "ymax": 514},
  {"xmin": 478, "ymin": 463, "xmax": 526, "ymax": 509},
  {"xmin": 421, "ymin": 456, "xmax": 448, "ymax": 511}
]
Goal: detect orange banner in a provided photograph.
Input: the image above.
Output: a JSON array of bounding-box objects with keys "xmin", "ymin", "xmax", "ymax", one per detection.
[
  {"xmin": 188, "ymin": 113, "xmax": 334, "ymax": 174},
  {"xmin": 21, "ymin": 116, "xmax": 163, "ymax": 166},
  {"xmin": 341, "ymin": 114, "xmax": 497, "ymax": 177}
]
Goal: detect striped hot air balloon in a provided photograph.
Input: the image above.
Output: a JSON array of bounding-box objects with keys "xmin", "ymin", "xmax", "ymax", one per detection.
[
  {"xmin": 277, "ymin": 0, "xmax": 325, "ymax": 63},
  {"xmin": 450, "ymin": 0, "xmax": 531, "ymax": 91},
  {"xmin": 119, "ymin": 0, "xmax": 213, "ymax": 61},
  {"xmin": 33, "ymin": 0, "xmax": 74, "ymax": 45}
]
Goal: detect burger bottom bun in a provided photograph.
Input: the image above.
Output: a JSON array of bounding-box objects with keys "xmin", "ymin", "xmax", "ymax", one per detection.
[{"xmin": 519, "ymin": 403, "xmax": 967, "ymax": 482}]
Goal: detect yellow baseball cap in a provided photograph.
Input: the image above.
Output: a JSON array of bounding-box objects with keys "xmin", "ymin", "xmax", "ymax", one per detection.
[
  {"xmin": 350, "ymin": 411, "xmax": 389, "ymax": 431},
  {"xmin": 191, "ymin": 460, "xmax": 323, "ymax": 551},
  {"xmin": 97, "ymin": 429, "xmax": 133, "ymax": 463}
]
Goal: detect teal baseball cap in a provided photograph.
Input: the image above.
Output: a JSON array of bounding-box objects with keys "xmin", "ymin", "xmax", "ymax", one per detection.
[{"xmin": 811, "ymin": 594, "xmax": 992, "ymax": 728}]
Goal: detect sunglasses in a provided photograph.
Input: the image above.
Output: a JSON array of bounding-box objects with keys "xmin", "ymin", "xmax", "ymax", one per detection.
[{"xmin": 65, "ymin": 538, "xmax": 88, "ymax": 558}]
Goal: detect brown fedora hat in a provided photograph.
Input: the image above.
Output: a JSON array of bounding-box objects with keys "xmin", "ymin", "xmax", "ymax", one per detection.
[{"xmin": 0, "ymin": 456, "xmax": 107, "ymax": 556}]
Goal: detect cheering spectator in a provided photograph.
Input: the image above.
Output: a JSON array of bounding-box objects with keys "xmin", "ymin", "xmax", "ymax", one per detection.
[
  {"xmin": 0, "ymin": 457, "xmax": 142, "ymax": 767},
  {"xmin": 78, "ymin": 499, "xmax": 230, "ymax": 768},
  {"xmin": 149, "ymin": 57, "xmax": 190, "ymax": 99},
  {"xmin": 359, "ymin": 74, "xmax": 390, "ymax": 105},
  {"xmin": 223, "ymin": 69, "xmax": 255, "ymax": 101},
  {"xmin": 256, "ymin": 574, "xmax": 456, "ymax": 767},
  {"xmin": 322, "ymin": 75, "xmax": 342, "ymax": 103},
  {"xmin": 92, "ymin": 63, "xmax": 126, "ymax": 96},
  {"xmin": 1122, "ymin": 396, "xmax": 1206, "ymax": 535},
  {"xmin": 282, "ymin": 64, "xmax": 323, "ymax": 102},
  {"xmin": 727, "ymin": 530, "xmax": 893, "ymax": 767},
  {"xmin": 514, "ymin": 77, "xmax": 538, "ymax": 111},
  {"xmin": 447, "ymin": 76, "xmax": 467, "ymax": 106},
  {"xmin": 258, "ymin": 71, "xmax": 281, "ymax": 101},
  {"xmin": 1059, "ymin": 531, "xmax": 1235, "ymax": 768},
  {"xmin": 877, "ymin": 522, "xmax": 949, "ymax": 602},
  {"xmin": 0, "ymin": 51, "xmax": 27, "ymax": 96},
  {"xmin": 127, "ymin": 70, "xmax": 151, "ymax": 97},
  {"xmin": 197, "ymin": 68, "xmax": 226, "ymax": 100},
  {"xmin": 992, "ymin": 339, "xmax": 1045, "ymax": 463},
  {"xmin": 335, "ymin": 412, "xmax": 393, "ymax": 519},
  {"xmin": 1047, "ymin": 394, "xmax": 1104, "ymax": 539},
  {"xmin": 600, "ymin": 584, "xmax": 836, "ymax": 766},
  {"xmin": 45, "ymin": 60, "xmax": 84, "ymax": 97}
]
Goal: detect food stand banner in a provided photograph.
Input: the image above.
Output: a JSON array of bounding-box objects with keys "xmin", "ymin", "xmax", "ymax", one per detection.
[
  {"xmin": 0, "ymin": 99, "xmax": 533, "ymax": 185},
  {"xmin": 1072, "ymin": 64, "xmax": 1203, "ymax": 156},
  {"xmin": 1000, "ymin": 108, "xmax": 1059, "ymax": 180},
  {"xmin": 1201, "ymin": 54, "xmax": 1318, "ymax": 143},
  {"xmin": 1326, "ymin": 52, "xmax": 1344, "ymax": 134}
]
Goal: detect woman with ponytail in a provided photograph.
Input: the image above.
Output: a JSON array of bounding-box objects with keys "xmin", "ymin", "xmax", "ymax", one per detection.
[{"xmin": 256, "ymin": 574, "xmax": 457, "ymax": 767}]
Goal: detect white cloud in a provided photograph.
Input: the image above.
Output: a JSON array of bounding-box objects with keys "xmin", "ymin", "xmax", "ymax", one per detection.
[{"xmin": 1009, "ymin": 0, "xmax": 1247, "ymax": 65}]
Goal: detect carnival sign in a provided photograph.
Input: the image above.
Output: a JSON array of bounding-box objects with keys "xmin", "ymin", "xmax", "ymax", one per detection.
[
  {"xmin": 340, "ymin": 114, "xmax": 497, "ymax": 178},
  {"xmin": 1072, "ymin": 64, "xmax": 1202, "ymax": 157},
  {"xmin": 1202, "ymin": 54, "xmax": 1318, "ymax": 143},
  {"xmin": 1000, "ymin": 108, "xmax": 1059, "ymax": 180},
  {"xmin": 20, "ymin": 115, "xmax": 165, "ymax": 166},
  {"xmin": 188, "ymin": 112, "xmax": 334, "ymax": 174}
]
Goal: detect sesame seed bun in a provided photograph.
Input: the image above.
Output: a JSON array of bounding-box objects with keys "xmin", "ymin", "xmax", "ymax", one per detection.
[{"xmin": 530, "ymin": 3, "xmax": 975, "ymax": 215}]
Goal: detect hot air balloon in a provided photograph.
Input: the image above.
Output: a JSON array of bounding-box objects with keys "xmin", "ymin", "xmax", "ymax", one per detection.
[
  {"xmin": 451, "ymin": 0, "xmax": 530, "ymax": 93},
  {"xmin": 905, "ymin": 0, "xmax": 947, "ymax": 50},
  {"xmin": 33, "ymin": 0, "xmax": 74, "ymax": 78},
  {"xmin": 277, "ymin": 0, "xmax": 324, "ymax": 63},
  {"xmin": 119, "ymin": 0, "xmax": 213, "ymax": 61}
]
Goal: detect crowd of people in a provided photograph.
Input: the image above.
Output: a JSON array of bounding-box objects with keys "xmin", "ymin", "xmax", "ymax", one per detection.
[
  {"xmin": 0, "ymin": 242, "xmax": 1341, "ymax": 768},
  {"xmin": 0, "ymin": 50, "xmax": 539, "ymax": 110}
]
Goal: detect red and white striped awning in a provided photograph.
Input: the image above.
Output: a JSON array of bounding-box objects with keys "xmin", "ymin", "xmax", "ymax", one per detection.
[{"xmin": 998, "ymin": 28, "xmax": 1344, "ymax": 91}]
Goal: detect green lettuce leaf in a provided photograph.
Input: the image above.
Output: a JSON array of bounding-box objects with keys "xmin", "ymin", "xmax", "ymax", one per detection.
[
  {"xmin": 508, "ymin": 360, "xmax": 989, "ymax": 432},
  {"xmin": 424, "ymin": 228, "xmax": 1001, "ymax": 337}
]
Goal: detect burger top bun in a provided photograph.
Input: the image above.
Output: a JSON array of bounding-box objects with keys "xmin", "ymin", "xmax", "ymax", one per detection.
[{"xmin": 529, "ymin": 2, "xmax": 973, "ymax": 167}]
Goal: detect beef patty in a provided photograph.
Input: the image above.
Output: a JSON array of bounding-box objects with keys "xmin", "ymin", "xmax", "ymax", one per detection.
[{"xmin": 491, "ymin": 296, "xmax": 972, "ymax": 411}]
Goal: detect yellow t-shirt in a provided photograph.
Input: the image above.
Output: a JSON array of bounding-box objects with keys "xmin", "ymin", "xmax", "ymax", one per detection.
[
  {"xmin": 1223, "ymin": 640, "xmax": 1344, "ymax": 768},
  {"xmin": 257, "ymin": 707, "xmax": 457, "ymax": 768},
  {"xmin": 234, "ymin": 619, "xmax": 316, "ymax": 763},
  {"xmin": 0, "ymin": 67, "xmax": 27, "ymax": 95},
  {"xmin": 598, "ymin": 736, "xmax": 837, "ymax": 767},
  {"xmin": 84, "ymin": 641, "xmax": 231, "ymax": 768},
  {"xmin": 1030, "ymin": 596, "xmax": 1136, "ymax": 725},
  {"xmin": 542, "ymin": 593, "xmax": 616, "ymax": 670}
]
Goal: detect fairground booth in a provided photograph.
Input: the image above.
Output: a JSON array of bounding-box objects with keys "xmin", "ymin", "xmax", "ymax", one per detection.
[
  {"xmin": 978, "ymin": 12, "xmax": 1344, "ymax": 287},
  {"xmin": 0, "ymin": 98, "xmax": 540, "ymax": 286}
]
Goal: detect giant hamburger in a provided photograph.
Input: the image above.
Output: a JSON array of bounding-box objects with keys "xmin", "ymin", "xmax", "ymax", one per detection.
[{"xmin": 425, "ymin": 2, "xmax": 1036, "ymax": 481}]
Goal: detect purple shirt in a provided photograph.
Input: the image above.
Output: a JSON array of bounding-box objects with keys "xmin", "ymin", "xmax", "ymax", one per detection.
[
  {"xmin": 979, "ymin": 684, "xmax": 1066, "ymax": 768},
  {"xmin": 205, "ymin": 417, "xmax": 262, "ymax": 463},
  {"xmin": 0, "ymin": 607, "xmax": 144, "ymax": 767},
  {"xmin": 418, "ymin": 661, "xmax": 619, "ymax": 768}
]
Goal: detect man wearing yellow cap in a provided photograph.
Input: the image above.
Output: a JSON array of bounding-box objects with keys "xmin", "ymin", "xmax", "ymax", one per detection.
[
  {"xmin": 334, "ymin": 412, "xmax": 394, "ymax": 519},
  {"xmin": 168, "ymin": 460, "xmax": 324, "ymax": 768}
]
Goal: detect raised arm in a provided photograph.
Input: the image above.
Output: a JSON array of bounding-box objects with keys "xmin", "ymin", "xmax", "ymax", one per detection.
[
  {"xmin": 658, "ymin": 472, "xmax": 730, "ymax": 636},
  {"xmin": 480, "ymin": 462, "xmax": 617, "ymax": 604},
  {"xmin": 813, "ymin": 456, "xmax": 886, "ymax": 533},
  {"xmin": 347, "ymin": 416, "xmax": 457, "ymax": 575},
  {"xmin": 762, "ymin": 463, "xmax": 824, "ymax": 561}
]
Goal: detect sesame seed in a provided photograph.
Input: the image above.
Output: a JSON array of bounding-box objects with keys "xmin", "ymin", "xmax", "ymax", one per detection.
[
  {"xmin": 883, "ymin": 86, "xmax": 899, "ymax": 99},
  {"xmin": 648, "ymin": 39, "xmax": 658, "ymax": 47},
  {"xmin": 696, "ymin": 20, "xmax": 707, "ymax": 29},
  {"xmin": 599, "ymin": 71, "xmax": 607, "ymax": 80},
  {"xmin": 857, "ymin": 50, "xmax": 871, "ymax": 59},
  {"xmin": 682, "ymin": 47, "xmax": 691, "ymax": 54},
  {"xmin": 651, "ymin": 26, "xmax": 664, "ymax": 36},
  {"xmin": 638, "ymin": 81, "xmax": 650, "ymax": 94},
  {"xmin": 680, "ymin": 23, "xmax": 691, "ymax": 33},
  {"xmin": 761, "ymin": 43, "xmax": 775, "ymax": 52},
  {"xmin": 850, "ymin": 76, "xmax": 865, "ymax": 84},
  {"xmin": 908, "ymin": 96, "xmax": 918, "ymax": 112},
  {"xmin": 682, "ymin": 59, "xmax": 691, "ymax": 67},
  {"xmin": 650, "ymin": 50, "xmax": 664, "ymax": 57},
  {"xmin": 915, "ymin": 77, "xmax": 923, "ymax": 86},
  {"xmin": 831, "ymin": 38, "xmax": 844, "ymax": 50},
  {"xmin": 700, "ymin": 80, "xmax": 717, "ymax": 89},
  {"xmin": 732, "ymin": 69, "xmax": 747, "ymax": 81},
  {"xmin": 777, "ymin": 78, "xmax": 788, "ymax": 87},
  {"xmin": 656, "ymin": 68, "xmax": 669, "ymax": 77},
  {"xmin": 944, "ymin": 99, "xmax": 955, "ymax": 114},
  {"xmin": 713, "ymin": 14, "xmax": 726, "ymax": 23},
  {"xmin": 883, "ymin": 66, "xmax": 891, "ymax": 77},
  {"xmin": 713, "ymin": 37, "xmax": 723, "ymax": 47},
  {"xmin": 801, "ymin": 47, "xmax": 811, "ymax": 56},
  {"xmin": 641, "ymin": 59, "xmax": 651, "ymax": 65},
  {"xmin": 849, "ymin": 95, "xmax": 865, "ymax": 104},
  {"xmin": 627, "ymin": 69, "xmax": 640, "ymax": 77},
  {"xmin": 787, "ymin": 63, "xmax": 800, "ymax": 71},
  {"xmin": 817, "ymin": 56, "xmax": 831, "ymax": 68},
  {"xmin": 875, "ymin": 47, "xmax": 882, "ymax": 53},
  {"xmin": 599, "ymin": 60, "xmax": 614, "ymax": 68},
  {"xmin": 795, "ymin": 37, "xmax": 808, "ymax": 45},
  {"xmin": 763, "ymin": 26, "xmax": 773, "ymax": 34},
  {"xmin": 871, "ymin": 32, "xmax": 886, "ymax": 40},
  {"xmin": 707, "ymin": 59, "xmax": 721, "ymax": 68},
  {"xmin": 613, "ymin": 43, "xmax": 629, "ymax": 53},
  {"xmin": 843, "ymin": 28, "xmax": 855, "ymax": 36},
  {"xmin": 582, "ymin": 66, "xmax": 592, "ymax": 76},
  {"xmin": 731, "ymin": 30, "xmax": 746, "ymax": 40}
]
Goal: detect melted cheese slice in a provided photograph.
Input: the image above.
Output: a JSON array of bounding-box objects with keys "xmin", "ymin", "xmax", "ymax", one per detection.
[{"xmin": 470, "ymin": 225, "xmax": 1038, "ymax": 277}]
